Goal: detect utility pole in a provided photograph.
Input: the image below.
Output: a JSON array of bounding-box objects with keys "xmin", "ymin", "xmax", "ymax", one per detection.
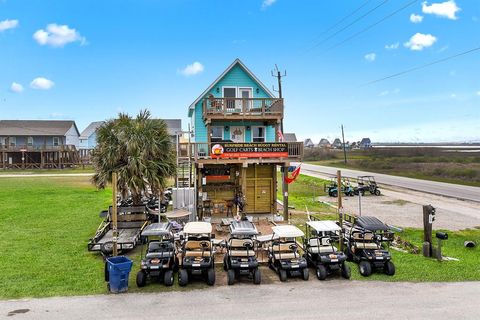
[
  {"xmin": 272, "ymin": 64, "xmax": 287, "ymax": 134},
  {"xmin": 341, "ymin": 124, "xmax": 347, "ymax": 164},
  {"xmin": 112, "ymin": 172, "xmax": 118, "ymax": 257}
]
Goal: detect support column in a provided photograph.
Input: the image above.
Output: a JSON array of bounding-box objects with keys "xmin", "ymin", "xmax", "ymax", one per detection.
[
  {"xmin": 273, "ymin": 164, "xmax": 278, "ymax": 215},
  {"xmin": 282, "ymin": 164, "xmax": 289, "ymax": 222},
  {"xmin": 241, "ymin": 163, "xmax": 247, "ymax": 215},
  {"xmin": 197, "ymin": 165, "xmax": 203, "ymax": 220}
]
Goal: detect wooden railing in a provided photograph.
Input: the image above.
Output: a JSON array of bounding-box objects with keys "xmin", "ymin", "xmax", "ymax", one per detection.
[
  {"xmin": 203, "ymin": 98, "xmax": 284, "ymax": 119},
  {"xmin": 0, "ymin": 144, "xmax": 77, "ymax": 152},
  {"xmin": 178, "ymin": 142, "xmax": 303, "ymax": 161}
]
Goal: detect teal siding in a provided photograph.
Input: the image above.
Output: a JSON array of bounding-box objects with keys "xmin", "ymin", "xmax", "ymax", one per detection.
[{"xmin": 208, "ymin": 121, "xmax": 275, "ymax": 142}]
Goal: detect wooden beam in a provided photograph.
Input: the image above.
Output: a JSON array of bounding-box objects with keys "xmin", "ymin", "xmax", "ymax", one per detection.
[
  {"xmin": 282, "ymin": 164, "xmax": 288, "ymax": 222},
  {"xmin": 112, "ymin": 172, "xmax": 118, "ymax": 256}
]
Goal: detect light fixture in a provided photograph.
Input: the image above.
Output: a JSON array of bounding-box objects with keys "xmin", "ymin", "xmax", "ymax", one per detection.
[{"xmin": 216, "ymin": 87, "xmax": 220, "ymax": 93}]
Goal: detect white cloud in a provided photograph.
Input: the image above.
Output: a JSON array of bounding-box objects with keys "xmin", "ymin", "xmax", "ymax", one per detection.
[
  {"xmin": 262, "ymin": 0, "xmax": 277, "ymax": 9},
  {"xmin": 422, "ymin": 1, "xmax": 460, "ymax": 20},
  {"xmin": 476, "ymin": 91, "xmax": 480, "ymax": 96},
  {"xmin": 179, "ymin": 61, "xmax": 204, "ymax": 76},
  {"xmin": 364, "ymin": 53, "xmax": 376, "ymax": 62},
  {"xmin": 0, "ymin": 19, "xmax": 18, "ymax": 32},
  {"xmin": 33, "ymin": 24, "xmax": 86, "ymax": 47},
  {"xmin": 9, "ymin": 82, "xmax": 24, "ymax": 93},
  {"xmin": 30, "ymin": 77, "xmax": 55, "ymax": 90},
  {"xmin": 410, "ymin": 14, "xmax": 424, "ymax": 23},
  {"xmin": 385, "ymin": 42, "xmax": 399, "ymax": 50},
  {"xmin": 404, "ymin": 33, "xmax": 437, "ymax": 51}
]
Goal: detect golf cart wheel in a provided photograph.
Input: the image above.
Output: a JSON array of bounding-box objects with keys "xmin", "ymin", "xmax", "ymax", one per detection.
[
  {"xmin": 341, "ymin": 263, "xmax": 351, "ymax": 279},
  {"xmin": 374, "ymin": 189, "xmax": 381, "ymax": 196},
  {"xmin": 164, "ymin": 270, "xmax": 174, "ymax": 286},
  {"xmin": 253, "ymin": 268, "xmax": 261, "ymax": 285},
  {"xmin": 316, "ymin": 265, "xmax": 327, "ymax": 280},
  {"xmin": 384, "ymin": 261, "xmax": 395, "ymax": 276},
  {"xmin": 302, "ymin": 268, "xmax": 310, "ymax": 281},
  {"xmin": 207, "ymin": 268, "xmax": 216, "ymax": 286},
  {"xmin": 279, "ymin": 269, "xmax": 287, "ymax": 282},
  {"xmin": 178, "ymin": 269, "xmax": 188, "ymax": 287},
  {"xmin": 359, "ymin": 261, "xmax": 372, "ymax": 277},
  {"xmin": 331, "ymin": 191, "xmax": 338, "ymax": 198},
  {"xmin": 360, "ymin": 190, "xmax": 365, "ymax": 196},
  {"xmin": 227, "ymin": 269, "xmax": 235, "ymax": 285},
  {"xmin": 223, "ymin": 255, "xmax": 229, "ymax": 271},
  {"xmin": 104, "ymin": 262, "xmax": 109, "ymax": 282},
  {"xmin": 136, "ymin": 270, "xmax": 147, "ymax": 287}
]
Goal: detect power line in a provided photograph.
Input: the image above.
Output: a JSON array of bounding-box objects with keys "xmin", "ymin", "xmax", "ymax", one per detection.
[
  {"xmin": 325, "ymin": 0, "xmax": 418, "ymax": 52},
  {"xmin": 361, "ymin": 46, "xmax": 480, "ymax": 86},
  {"xmin": 306, "ymin": 0, "xmax": 389, "ymax": 53}
]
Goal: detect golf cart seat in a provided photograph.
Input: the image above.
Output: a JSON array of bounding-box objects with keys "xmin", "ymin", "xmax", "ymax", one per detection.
[
  {"xmin": 146, "ymin": 251, "xmax": 174, "ymax": 259},
  {"xmin": 229, "ymin": 250, "xmax": 256, "ymax": 257},
  {"xmin": 184, "ymin": 240, "xmax": 212, "ymax": 257},
  {"xmin": 352, "ymin": 232, "xmax": 375, "ymax": 241},
  {"xmin": 353, "ymin": 242, "xmax": 380, "ymax": 250},
  {"xmin": 274, "ymin": 252, "xmax": 299, "ymax": 260},
  {"xmin": 306, "ymin": 238, "xmax": 337, "ymax": 254},
  {"xmin": 230, "ymin": 239, "xmax": 254, "ymax": 248},
  {"xmin": 269, "ymin": 243, "xmax": 295, "ymax": 252}
]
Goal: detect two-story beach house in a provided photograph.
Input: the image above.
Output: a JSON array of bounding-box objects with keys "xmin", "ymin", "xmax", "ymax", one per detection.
[{"xmin": 182, "ymin": 59, "xmax": 303, "ymax": 219}]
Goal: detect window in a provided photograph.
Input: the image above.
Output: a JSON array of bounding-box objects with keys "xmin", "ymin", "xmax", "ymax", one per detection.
[
  {"xmin": 252, "ymin": 126, "xmax": 265, "ymax": 142},
  {"xmin": 53, "ymin": 137, "xmax": 60, "ymax": 146},
  {"xmin": 210, "ymin": 126, "xmax": 224, "ymax": 142},
  {"xmin": 0, "ymin": 137, "xmax": 6, "ymax": 148},
  {"xmin": 9, "ymin": 137, "xmax": 16, "ymax": 147},
  {"xmin": 27, "ymin": 137, "xmax": 34, "ymax": 147}
]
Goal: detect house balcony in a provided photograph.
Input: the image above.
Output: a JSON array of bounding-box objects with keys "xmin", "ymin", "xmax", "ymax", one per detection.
[
  {"xmin": 0, "ymin": 144, "xmax": 77, "ymax": 152},
  {"xmin": 202, "ymin": 98, "xmax": 284, "ymax": 124},
  {"xmin": 177, "ymin": 141, "xmax": 303, "ymax": 164}
]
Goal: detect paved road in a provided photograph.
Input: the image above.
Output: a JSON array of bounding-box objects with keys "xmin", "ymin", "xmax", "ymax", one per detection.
[
  {"xmin": 297, "ymin": 163, "xmax": 480, "ymax": 203},
  {"xmin": 1, "ymin": 281, "xmax": 479, "ymax": 319}
]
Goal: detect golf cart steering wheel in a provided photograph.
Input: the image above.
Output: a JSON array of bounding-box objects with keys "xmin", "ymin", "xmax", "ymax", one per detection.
[
  {"xmin": 243, "ymin": 242, "xmax": 253, "ymax": 249},
  {"xmin": 199, "ymin": 241, "xmax": 209, "ymax": 249},
  {"xmin": 289, "ymin": 244, "xmax": 298, "ymax": 251},
  {"xmin": 159, "ymin": 242, "xmax": 168, "ymax": 249}
]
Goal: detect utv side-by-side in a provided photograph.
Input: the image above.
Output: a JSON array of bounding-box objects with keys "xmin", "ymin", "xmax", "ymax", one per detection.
[
  {"xmin": 223, "ymin": 220, "xmax": 261, "ymax": 285},
  {"xmin": 355, "ymin": 176, "xmax": 381, "ymax": 196},
  {"xmin": 268, "ymin": 225, "xmax": 309, "ymax": 282},
  {"xmin": 343, "ymin": 216, "xmax": 395, "ymax": 277},
  {"xmin": 304, "ymin": 220, "xmax": 350, "ymax": 280},
  {"xmin": 136, "ymin": 222, "xmax": 178, "ymax": 287},
  {"xmin": 178, "ymin": 221, "xmax": 216, "ymax": 286}
]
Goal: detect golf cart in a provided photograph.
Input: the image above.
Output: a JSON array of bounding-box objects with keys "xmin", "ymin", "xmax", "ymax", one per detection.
[
  {"xmin": 304, "ymin": 220, "xmax": 350, "ymax": 280},
  {"xmin": 268, "ymin": 225, "xmax": 309, "ymax": 282},
  {"xmin": 223, "ymin": 220, "xmax": 261, "ymax": 285},
  {"xmin": 178, "ymin": 221, "xmax": 216, "ymax": 286},
  {"xmin": 136, "ymin": 222, "xmax": 178, "ymax": 287},
  {"xmin": 356, "ymin": 176, "xmax": 381, "ymax": 196},
  {"xmin": 324, "ymin": 178, "xmax": 355, "ymax": 197},
  {"xmin": 343, "ymin": 215, "xmax": 395, "ymax": 277}
]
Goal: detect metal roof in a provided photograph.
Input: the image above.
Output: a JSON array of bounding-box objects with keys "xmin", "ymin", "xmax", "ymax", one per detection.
[
  {"xmin": 306, "ymin": 220, "xmax": 341, "ymax": 232},
  {"xmin": 141, "ymin": 222, "xmax": 172, "ymax": 236},
  {"xmin": 80, "ymin": 121, "xmax": 104, "ymax": 139},
  {"xmin": 272, "ymin": 225, "xmax": 304, "ymax": 238},
  {"xmin": 184, "ymin": 221, "xmax": 212, "ymax": 234},
  {"xmin": 284, "ymin": 133, "xmax": 297, "ymax": 142},
  {"xmin": 229, "ymin": 220, "xmax": 259, "ymax": 236},
  {"xmin": 356, "ymin": 216, "xmax": 389, "ymax": 231},
  {"xmin": 0, "ymin": 120, "xmax": 79, "ymax": 136}
]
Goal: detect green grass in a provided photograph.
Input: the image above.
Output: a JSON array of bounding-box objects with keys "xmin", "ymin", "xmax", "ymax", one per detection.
[{"xmin": 0, "ymin": 167, "xmax": 94, "ymax": 175}]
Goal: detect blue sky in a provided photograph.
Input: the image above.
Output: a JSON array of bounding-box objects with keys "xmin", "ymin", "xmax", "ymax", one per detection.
[{"xmin": 0, "ymin": 0, "xmax": 479, "ymax": 143}]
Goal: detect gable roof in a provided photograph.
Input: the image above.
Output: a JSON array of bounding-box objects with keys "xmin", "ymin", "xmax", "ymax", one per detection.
[
  {"xmin": 80, "ymin": 121, "xmax": 104, "ymax": 139},
  {"xmin": 360, "ymin": 138, "xmax": 371, "ymax": 144},
  {"xmin": 284, "ymin": 133, "xmax": 297, "ymax": 142},
  {"xmin": 0, "ymin": 120, "xmax": 79, "ymax": 136},
  {"xmin": 188, "ymin": 58, "xmax": 275, "ymax": 116}
]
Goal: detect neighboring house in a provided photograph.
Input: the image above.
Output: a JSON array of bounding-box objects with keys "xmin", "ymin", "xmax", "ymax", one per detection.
[
  {"xmin": 332, "ymin": 138, "xmax": 342, "ymax": 149},
  {"xmin": 318, "ymin": 138, "xmax": 330, "ymax": 148},
  {"xmin": 284, "ymin": 133, "xmax": 297, "ymax": 142},
  {"xmin": 184, "ymin": 58, "xmax": 303, "ymax": 218},
  {"xmin": 359, "ymin": 138, "xmax": 372, "ymax": 149},
  {"xmin": 79, "ymin": 121, "xmax": 104, "ymax": 149},
  {"xmin": 0, "ymin": 120, "xmax": 80, "ymax": 169},
  {"xmin": 162, "ymin": 119, "xmax": 182, "ymax": 145},
  {"xmin": 304, "ymin": 138, "xmax": 314, "ymax": 148}
]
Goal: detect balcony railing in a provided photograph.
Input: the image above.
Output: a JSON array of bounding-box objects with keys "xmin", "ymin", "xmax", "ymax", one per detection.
[
  {"xmin": 203, "ymin": 97, "xmax": 283, "ymax": 120},
  {"xmin": 178, "ymin": 142, "xmax": 303, "ymax": 161},
  {"xmin": 0, "ymin": 144, "xmax": 77, "ymax": 152}
]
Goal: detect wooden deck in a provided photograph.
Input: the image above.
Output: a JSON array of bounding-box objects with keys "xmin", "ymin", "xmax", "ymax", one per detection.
[{"xmin": 202, "ymin": 97, "xmax": 283, "ymax": 123}]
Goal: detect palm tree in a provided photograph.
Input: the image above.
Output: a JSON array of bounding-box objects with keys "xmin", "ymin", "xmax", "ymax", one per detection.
[{"xmin": 91, "ymin": 110, "xmax": 176, "ymax": 205}]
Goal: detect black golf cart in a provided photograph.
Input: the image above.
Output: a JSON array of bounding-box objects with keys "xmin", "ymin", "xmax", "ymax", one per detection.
[
  {"xmin": 304, "ymin": 220, "xmax": 350, "ymax": 280},
  {"xmin": 268, "ymin": 225, "xmax": 309, "ymax": 282},
  {"xmin": 343, "ymin": 215, "xmax": 395, "ymax": 277},
  {"xmin": 223, "ymin": 220, "xmax": 261, "ymax": 285},
  {"xmin": 355, "ymin": 176, "xmax": 381, "ymax": 196},
  {"xmin": 136, "ymin": 222, "xmax": 178, "ymax": 287},
  {"xmin": 178, "ymin": 221, "xmax": 216, "ymax": 286}
]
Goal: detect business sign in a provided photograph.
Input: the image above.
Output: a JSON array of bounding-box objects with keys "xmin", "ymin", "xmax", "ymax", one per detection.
[{"xmin": 211, "ymin": 143, "xmax": 288, "ymax": 159}]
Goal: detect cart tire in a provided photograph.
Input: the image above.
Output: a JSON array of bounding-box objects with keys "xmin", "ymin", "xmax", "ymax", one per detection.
[
  {"xmin": 316, "ymin": 265, "xmax": 327, "ymax": 280},
  {"xmin": 104, "ymin": 262, "xmax": 109, "ymax": 282},
  {"xmin": 375, "ymin": 189, "xmax": 381, "ymax": 196},
  {"xmin": 341, "ymin": 263, "xmax": 351, "ymax": 279},
  {"xmin": 207, "ymin": 268, "xmax": 216, "ymax": 286},
  {"xmin": 302, "ymin": 267, "xmax": 310, "ymax": 281},
  {"xmin": 136, "ymin": 271, "xmax": 147, "ymax": 287},
  {"xmin": 253, "ymin": 268, "xmax": 261, "ymax": 284},
  {"xmin": 331, "ymin": 191, "xmax": 338, "ymax": 198},
  {"xmin": 223, "ymin": 255, "xmax": 229, "ymax": 271},
  {"xmin": 227, "ymin": 269, "xmax": 235, "ymax": 285},
  {"xmin": 279, "ymin": 269, "xmax": 287, "ymax": 282},
  {"xmin": 384, "ymin": 261, "xmax": 395, "ymax": 276},
  {"xmin": 178, "ymin": 269, "xmax": 188, "ymax": 287},
  {"xmin": 359, "ymin": 261, "xmax": 372, "ymax": 277},
  {"xmin": 164, "ymin": 270, "xmax": 174, "ymax": 286},
  {"xmin": 360, "ymin": 190, "xmax": 365, "ymax": 196}
]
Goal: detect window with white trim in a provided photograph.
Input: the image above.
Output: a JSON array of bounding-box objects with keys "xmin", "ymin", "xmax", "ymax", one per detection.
[
  {"xmin": 53, "ymin": 137, "xmax": 60, "ymax": 146},
  {"xmin": 210, "ymin": 126, "xmax": 224, "ymax": 142},
  {"xmin": 27, "ymin": 137, "xmax": 34, "ymax": 147},
  {"xmin": 252, "ymin": 126, "xmax": 266, "ymax": 142},
  {"xmin": 9, "ymin": 137, "xmax": 16, "ymax": 147},
  {"xmin": 0, "ymin": 137, "xmax": 6, "ymax": 147}
]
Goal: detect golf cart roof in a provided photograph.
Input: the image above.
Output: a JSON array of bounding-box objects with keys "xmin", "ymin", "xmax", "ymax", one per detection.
[
  {"xmin": 184, "ymin": 221, "xmax": 212, "ymax": 234},
  {"xmin": 355, "ymin": 216, "xmax": 389, "ymax": 231},
  {"xmin": 272, "ymin": 225, "xmax": 304, "ymax": 238},
  {"xmin": 229, "ymin": 220, "xmax": 259, "ymax": 236},
  {"xmin": 141, "ymin": 222, "xmax": 172, "ymax": 236},
  {"xmin": 306, "ymin": 220, "xmax": 341, "ymax": 232}
]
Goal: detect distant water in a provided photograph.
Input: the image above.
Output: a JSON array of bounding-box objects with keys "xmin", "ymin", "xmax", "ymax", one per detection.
[{"xmin": 373, "ymin": 145, "xmax": 480, "ymax": 153}]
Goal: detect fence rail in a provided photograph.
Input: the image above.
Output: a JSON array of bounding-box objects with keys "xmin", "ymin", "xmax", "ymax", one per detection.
[{"xmin": 203, "ymin": 97, "xmax": 284, "ymax": 119}]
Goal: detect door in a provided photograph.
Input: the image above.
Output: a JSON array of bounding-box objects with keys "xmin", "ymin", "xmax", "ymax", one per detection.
[
  {"xmin": 223, "ymin": 87, "xmax": 237, "ymax": 112},
  {"xmin": 238, "ymin": 88, "xmax": 252, "ymax": 111},
  {"xmin": 229, "ymin": 126, "xmax": 244, "ymax": 143},
  {"xmin": 245, "ymin": 165, "xmax": 274, "ymax": 213}
]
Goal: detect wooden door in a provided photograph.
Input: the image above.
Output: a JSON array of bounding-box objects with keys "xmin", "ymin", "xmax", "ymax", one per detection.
[{"xmin": 245, "ymin": 165, "xmax": 273, "ymax": 213}]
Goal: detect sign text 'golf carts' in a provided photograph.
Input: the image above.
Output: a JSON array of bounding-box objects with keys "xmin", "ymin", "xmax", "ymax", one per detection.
[{"xmin": 211, "ymin": 143, "xmax": 288, "ymax": 158}]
